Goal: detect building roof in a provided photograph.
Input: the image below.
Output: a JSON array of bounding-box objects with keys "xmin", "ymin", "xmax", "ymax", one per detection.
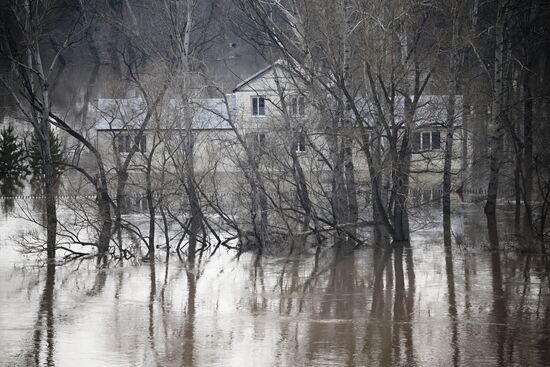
[
  {"xmin": 232, "ymin": 65, "xmax": 273, "ymax": 93},
  {"xmin": 192, "ymin": 97, "xmax": 235, "ymax": 130},
  {"xmin": 95, "ymin": 96, "xmax": 236, "ymax": 131},
  {"xmin": 95, "ymin": 98, "xmax": 146, "ymax": 130}
]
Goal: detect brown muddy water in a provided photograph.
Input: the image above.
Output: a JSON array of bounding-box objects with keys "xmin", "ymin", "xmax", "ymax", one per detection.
[{"xmin": 1, "ymin": 208, "xmax": 550, "ymax": 366}]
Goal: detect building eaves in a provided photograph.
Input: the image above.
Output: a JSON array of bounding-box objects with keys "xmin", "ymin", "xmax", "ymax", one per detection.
[
  {"xmin": 232, "ymin": 65, "xmax": 273, "ymax": 93},
  {"xmin": 95, "ymin": 97, "xmax": 235, "ymax": 131}
]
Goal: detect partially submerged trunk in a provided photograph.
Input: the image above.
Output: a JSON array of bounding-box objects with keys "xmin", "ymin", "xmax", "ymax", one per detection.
[
  {"xmin": 521, "ymin": 62, "xmax": 534, "ymax": 245},
  {"xmin": 392, "ymin": 101, "xmax": 414, "ymax": 243},
  {"xmin": 97, "ymin": 173, "xmax": 112, "ymax": 255},
  {"xmin": 443, "ymin": 6, "xmax": 460, "ymax": 243},
  {"xmin": 146, "ymin": 155, "xmax": 155, "ymax": 258},
  {"xmin": 184, "ymin": 131, "xmax": 202, "ymax": 264},
  {"xmin": 39, "ymin": 107, "xmax": 58, "ymax": 260},
  {"xmin": 32, "ymin": 47, "xmax": 58, "ymax": 260},
  {"xmin": 485, "ymin": 0, "xmax": 508, "ymax": 249},
  {"xmin": 114, "ymin": 170, "xmax": 128, "ymax": 254}
]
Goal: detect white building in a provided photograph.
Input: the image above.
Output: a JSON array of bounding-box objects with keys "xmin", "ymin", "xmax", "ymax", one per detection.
[{"xmin": 94, "ymin": 62, "xmax": 469, "ymax": 208}]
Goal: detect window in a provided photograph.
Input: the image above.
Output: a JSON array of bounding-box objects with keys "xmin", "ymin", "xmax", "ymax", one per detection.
[
  {"xmin": 137, "ymin": 197, "xmax": 148, "ymax": 212},
  {"xmin": 289, "ymin": 95, "xmax": 305, "ymax": 116},
  {"xmin": 361, "ymin": 131, "xmax": 370, "ymax": 145},
  {"xmin": 118, "ymin": 135, "xmax": 130, "ymax": 153},
  {"xmin": 295, "ymin": 134, "xmax": 306, "ymax": 153},
  {"xmin": 412, "ymin": 131, "xmax": 440, "ymax": 151},
  {"xmin": 246, "ymin": 132, "xmax": 266, "ymax": 147},
  {"xmin": 118, "ymin": 134, "xmax": 147, "ymax": 153},
  {"xmin": 431, "ymin": 131, "xmax": 441, "ymax": 149},
  {"xmin": 252, "ymin": 96, "xmax": 266, "ymax": 116},
  {"xmin": 421, "ymin": 132, "xmax": 431, "ymax": 150}
]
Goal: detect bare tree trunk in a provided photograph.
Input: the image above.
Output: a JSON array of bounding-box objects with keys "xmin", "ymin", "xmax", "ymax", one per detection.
[
  {"xmin": 361, "ymin": 63, "xmax": 395, "ymax": 242},
  {"xmin": 97, "ymin": 169, "xmax": 112, "ymax": 254},
  {"xmin": 329, "ymin": 122, "xmax": 348, "ymax": 242},
  {"xmin": 344, "ymin": 134, "xmax": 359, "ymax": 238},
  {"xmin": 184, "ymin": 130, "xmax": 201, "ymax": 264},
  {"xmin": 114, "ymin": 170, "xmax": 128, "ymax": 254},
  {"xmin": 485, "ymin": 0, "xmax": 507, "ymax": 249},
  {"xmin": 368, "ymin": 127, "xmax": 390, "ymax": 243},
  {"xmin": 41, "ymin": 112, "xmax": 58, "ymax": 260},
  {"xmin": 521, "ymin": 63, "xmax": 534, "ymax": 243},
  {"xmin": 443, "ymin": 3, "xmax": 460, "ymax": 244},
  {"xmin": 340, "ymin": 0, "xmax": 358, "ymax": 243},
  {"xmin": 392, "ymin": 103, "xmax": 414, "ymax": 243},
  {"xmin": 146, "ymin": 156, "xmax": 155, "ymax": 258},
  {"xmin": 514, "ymin": 154, "xmax": 521, "ymax": 232},
  {"xmin": 33, "ymin": 44, "xmax": 58, "ymax": 260}
]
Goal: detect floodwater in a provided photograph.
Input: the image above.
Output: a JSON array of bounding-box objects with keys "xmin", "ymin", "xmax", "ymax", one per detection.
[{"xmin": 1, "ymin": 206, "xmax": 550, "ymax": 366}]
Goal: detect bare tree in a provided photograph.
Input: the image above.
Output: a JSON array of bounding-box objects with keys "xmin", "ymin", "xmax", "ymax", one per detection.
[{"xmin": 0, "ymin": 0, "xmax": 91, "ymax": 259}]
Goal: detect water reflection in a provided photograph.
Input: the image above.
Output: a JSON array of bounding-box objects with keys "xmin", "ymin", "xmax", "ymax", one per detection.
[
  {"xmin": 183, "ymin": 267, "xmax": 196, "ymax": 367},
  {"xmin": 26, "ymin": 264, "xmax": 56, "ymax": 366},
  {"xmin": 2, "ymin": 243, "xmax": 550, "ymax": 366},
  {"xmin": 444, "ymin": 237, "xmax": 460, "ymax": 367}
]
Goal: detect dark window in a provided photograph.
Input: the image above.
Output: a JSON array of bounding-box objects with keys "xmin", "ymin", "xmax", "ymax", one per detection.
[
  {"xmin": 361, "ymin": 131, "xmax": 370, "ymax": 146},
  {"xmin": 413, "ymin": 131, "xmax": 441, "ymax": 152},
  {"xmin": 139, "ymin": 197, "xmax": 148, "ymax": 211},
  {"xmin": 296, "ymin": 134, "xmax": 306, "ymax": 152},
  {"xmin": 118, "ymin": 135, "xmax": 130, "ymax": 153},
  {"xmin": 412, "ymin": 132, "xmax": 420, "ymax": 151},
  {"xmin": 118, "ymin": 134, "xmax": 147, "ymax": 153},
  {"xmin": 432, "ymin": 187, "xmax": 441, "ymax": 202},
  {"xmin": 256, "ymin": 133, "xmax": 266, "ymax": 144},
  {"xmin": 431, "ymin": 131, "xmax": 440, "ymax": 149},
  {"xmin": 423, "ymin": 189, "xmax": 432, "ymax": 203},
  {"xmin": 134, "ymin": 135, "xmax": 147, "ymax": 153},
  {"xmin": 252, "ymin": 96, "xmax": 265, "ymax": 116},
  {"xmin": 421, "ymin": 132, "xmax": 431, "ymax": 150},
  {"xmin": 289, "ymin": 95, "xmax": 305, "ymax": 116}
]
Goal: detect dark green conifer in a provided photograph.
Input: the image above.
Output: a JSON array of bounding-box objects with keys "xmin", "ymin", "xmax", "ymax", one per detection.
[
  {"xmin": 28, "ymin": 128, "xmax": 65, "ymax": 196},
  {"xmin": 0, "ymin": 125, "xmax": 27, "ymax": 210}
]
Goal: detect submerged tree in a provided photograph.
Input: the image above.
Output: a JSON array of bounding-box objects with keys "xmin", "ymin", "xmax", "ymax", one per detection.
[{"xmin": 0, "ymin": 0, "xmax": 89, "ymax": 260}]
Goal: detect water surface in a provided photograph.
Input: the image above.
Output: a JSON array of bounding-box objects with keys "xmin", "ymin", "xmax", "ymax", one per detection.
[{"xmin": 1, "ymin": 208, "xmax": 550, "ymax": 366}]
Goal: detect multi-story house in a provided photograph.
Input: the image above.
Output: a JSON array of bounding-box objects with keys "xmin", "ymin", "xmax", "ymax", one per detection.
[
  {"xmin": 230, "ymin": 62, "xmax": 469, "ymax": 205},
  {"xmin": 95, "ymin": 61, "xmax": 469, "ymax": 212}
]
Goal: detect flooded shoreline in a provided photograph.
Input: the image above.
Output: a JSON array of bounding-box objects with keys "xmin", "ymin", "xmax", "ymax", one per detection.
[{"xmin": 2, "ymin": 232, "xmax": 549, "ymax": 366}]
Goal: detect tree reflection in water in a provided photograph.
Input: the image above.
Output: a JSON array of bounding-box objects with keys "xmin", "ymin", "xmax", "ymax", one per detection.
[
  {"xmin": 4, "ymin": 237, "xmax": 550, "ymax": 366},
  {"xmin": 183, "ymin": 266, "xmax": 196, "ymax": 367},
  {"xmin": 445, "ymin": 231, "xmax": 460, "ymax": 367},
  {"xmin": 26, "ymin": 263, "xmax": 55, "ymax": 366}
]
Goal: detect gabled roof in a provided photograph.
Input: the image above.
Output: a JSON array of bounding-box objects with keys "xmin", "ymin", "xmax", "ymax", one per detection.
[
  {"xmin": 95, "ymin": 97, "xmax": 236, "ymax": 131},
  {"xmin": 232, "ymin": 65, "xmax": 273, "ymax": 93}
]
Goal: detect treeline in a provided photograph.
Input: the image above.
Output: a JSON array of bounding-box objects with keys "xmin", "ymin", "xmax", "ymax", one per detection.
[
  {"xmin": 0, "ymin": 0, "xmax": 548, "ymax": 263},
  {"xmin": 231, "ymin": 0, "xmax": 550, "ymax": 252}
]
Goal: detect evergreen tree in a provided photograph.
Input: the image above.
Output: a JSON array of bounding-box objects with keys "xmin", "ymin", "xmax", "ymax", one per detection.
[
  {"xmin": 0, "ymin": 125, "xmax": 27, "ymax": 210},
  {"xmin": 28, "ymin": 128, "xmax": 65, "ymax": 196}
]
